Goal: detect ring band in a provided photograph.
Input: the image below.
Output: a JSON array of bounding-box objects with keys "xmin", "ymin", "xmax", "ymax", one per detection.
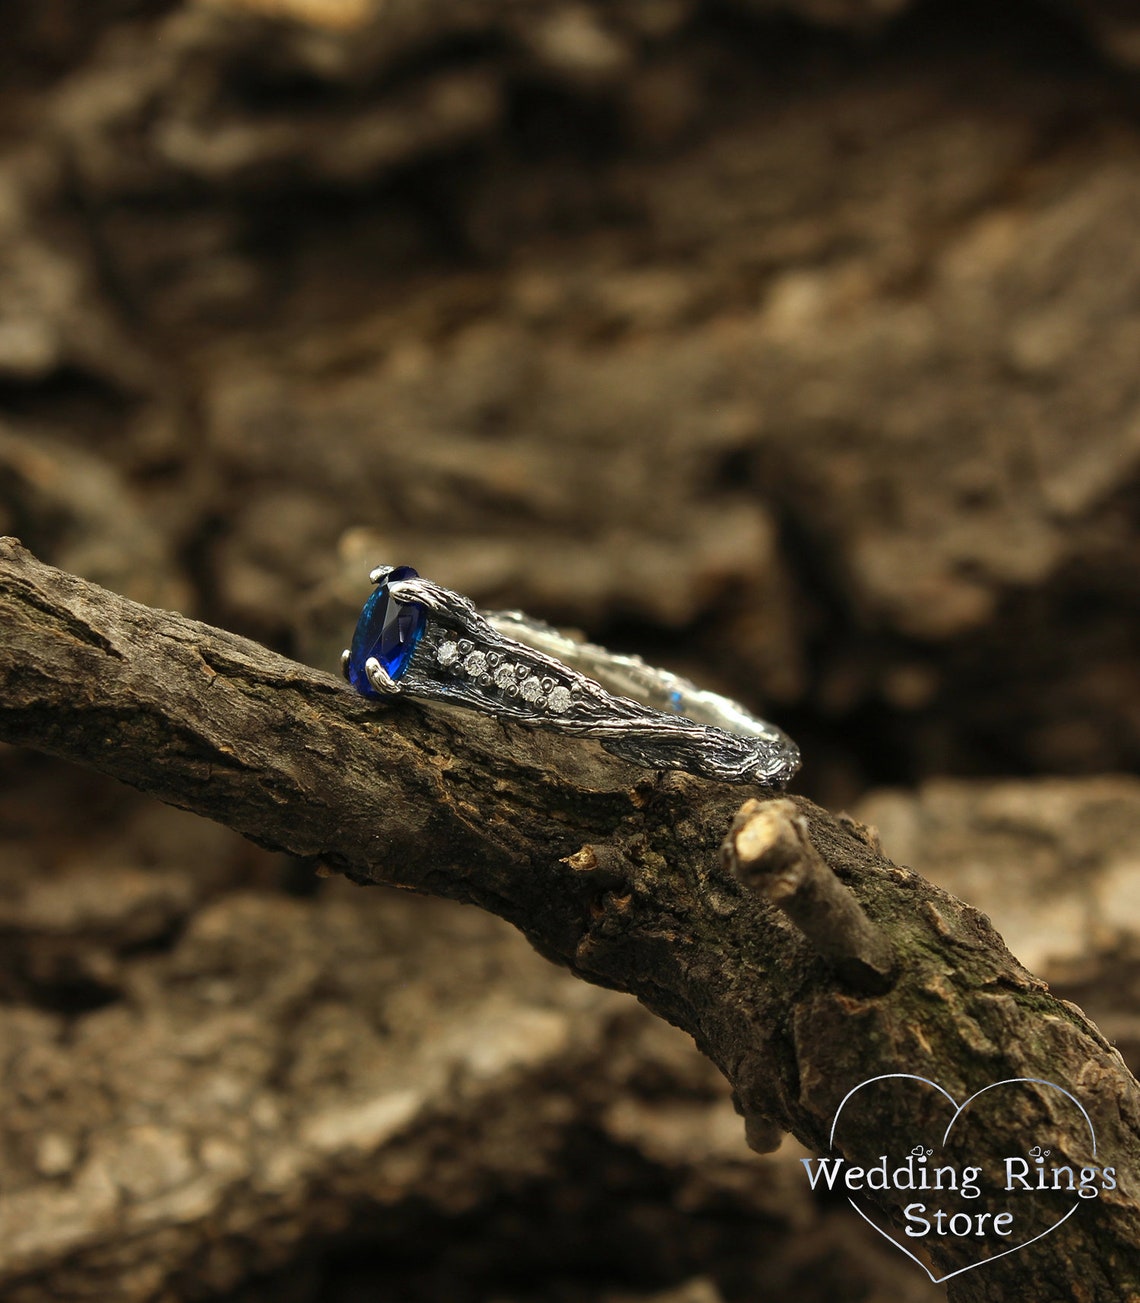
[{"xmin": 341, "ymin": 565, "xmax": 801, "ymax": 787}]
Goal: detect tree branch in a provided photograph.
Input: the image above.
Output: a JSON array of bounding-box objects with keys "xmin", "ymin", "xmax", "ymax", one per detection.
[
  {"xmin": 723, "ymin": 797, "xmax": 896, "ymax": 992},
  {"xmin": 2, "ymin": 536, "xmax": 1139, "ymax": 1301}
]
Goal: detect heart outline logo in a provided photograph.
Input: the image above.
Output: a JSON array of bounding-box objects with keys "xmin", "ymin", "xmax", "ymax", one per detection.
[{"xmin": 828, "ymin": 1073, "xmax": 1098, "ymax": 1284}]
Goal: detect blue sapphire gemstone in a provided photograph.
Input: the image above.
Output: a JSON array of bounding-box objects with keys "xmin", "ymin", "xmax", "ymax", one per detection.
[{"xmin": 347, "ymin": 565, "xmax": 427, "ymax": 697}]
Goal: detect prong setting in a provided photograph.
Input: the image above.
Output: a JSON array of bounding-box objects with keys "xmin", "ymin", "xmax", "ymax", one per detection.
[
  {"xmin": 365, "ymin": 657, "xmax": 401, "ymax": 695},
  {"xmin": 386, "ymin": 576, "xmax": 452, "ymax": 613},
  {"xmin": 340, "ymin": 649, "xmax": 351, "ymax": 681}
]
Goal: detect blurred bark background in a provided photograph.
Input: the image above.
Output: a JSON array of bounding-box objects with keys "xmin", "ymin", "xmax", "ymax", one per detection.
[{"xmin": 2, "ymin": 1, "xmax": 1140, "ymax": 1300}]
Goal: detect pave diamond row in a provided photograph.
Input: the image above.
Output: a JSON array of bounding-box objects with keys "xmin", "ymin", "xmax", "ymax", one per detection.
[{"xmin": 436, "ymin": 638, "xmax": 573, "ymax": 714}]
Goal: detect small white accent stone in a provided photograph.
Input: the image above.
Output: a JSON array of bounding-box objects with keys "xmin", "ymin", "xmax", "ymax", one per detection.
[
  {"xmin": 519, "ymin": 676, "xmax": 544, "ymax": 703},
  {"xmin": 464, "ymin": 650, "xmax": 487, "ymax": 676},
  {"xmin": 547, "ymin": 686, "xmax": 572, "ymax": 714},
  {"xmin": 494, "ymin": 663, "xmax": 516, "ymax": 689},
  {"xmin": 437, "ymin": 641, "xmax": 459, "ymax": 667}
]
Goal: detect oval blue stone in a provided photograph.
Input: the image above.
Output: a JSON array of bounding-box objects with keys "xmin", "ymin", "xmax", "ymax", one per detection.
[{"xmin": 347, "ymin": 565, "xmax": 427, "ymax": 697}]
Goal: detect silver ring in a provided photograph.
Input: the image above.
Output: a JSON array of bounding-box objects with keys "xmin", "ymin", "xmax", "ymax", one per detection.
[{"xmin": 341, "ymin": 565, "xmax": 801, "ymax": 788}]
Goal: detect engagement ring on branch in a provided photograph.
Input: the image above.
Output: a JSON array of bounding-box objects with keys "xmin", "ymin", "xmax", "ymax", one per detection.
[{"xmin": 342, "ymin": 566, "xmax": 801, "ymax": 787}]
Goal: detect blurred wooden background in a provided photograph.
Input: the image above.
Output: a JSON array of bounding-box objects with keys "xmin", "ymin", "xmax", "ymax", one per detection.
[{"xmin": 2, "ymin": 2, "xmax": 1140, "ymax": 1299}]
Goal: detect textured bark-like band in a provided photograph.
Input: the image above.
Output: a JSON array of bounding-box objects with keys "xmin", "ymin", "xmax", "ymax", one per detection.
[{"xmin": 343, "ymin": 567, "xmax": 801, "ymax": 786}]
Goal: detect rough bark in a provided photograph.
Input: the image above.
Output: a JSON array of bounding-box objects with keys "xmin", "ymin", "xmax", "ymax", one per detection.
[
  {"xmin": 0, "ymin": 770, "xmax": 941, "ymax": 1303},
  {"xmin": 0, "ymin": 870, "xmax": 794, "ymax": 1303},
  {"xmin": 3, "ymin": 536, "xmax": 1139, "ymax": 1302},
  {"xmin": 857, "ymin": 776, "xmax": 1140, "ymax": 1074}
]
